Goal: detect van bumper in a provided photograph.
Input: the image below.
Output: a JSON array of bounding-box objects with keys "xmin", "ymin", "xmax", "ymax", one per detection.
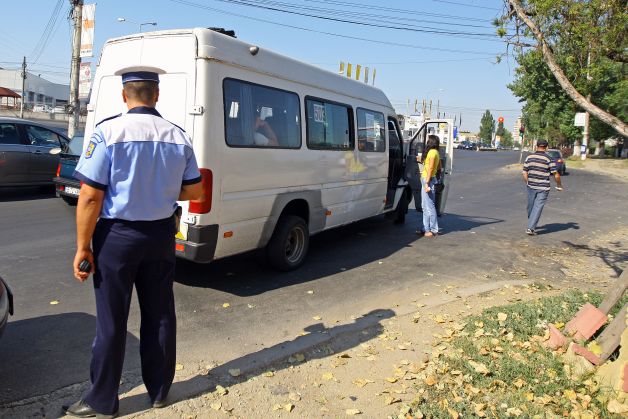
[{"xmin": 175, "ymin": 224, "xmax": 219, "ymax": 263}]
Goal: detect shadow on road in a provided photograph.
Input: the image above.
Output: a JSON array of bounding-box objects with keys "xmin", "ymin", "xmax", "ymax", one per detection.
[
  {"xmin": 118, "ymin": 308, "xmax": 396, "ymax": 416},
  {"xmin": 0, "ymin": 312, "xmax": 140, "ymax": 405},
  {"xmin": 536, "ymin": 222, "xmax": 580, "ymax": 235},
  {"xmin": 175, "ymin": 215, "xmax": 421, "ymax": 296},
  {"xmin": 562, "ymin": 240, "xmax": 627, "ymax": 277},
  {"xmin": 439, "ymin": 213, "xmax": 504, "ymax": 234},
  {"xmin": 0, "ymin": 186, "xmax": 56, "ymax": 203}
]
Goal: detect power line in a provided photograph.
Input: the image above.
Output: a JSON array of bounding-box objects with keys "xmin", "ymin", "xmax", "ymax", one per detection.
[
  {"xmin": 306, "ymin": 0, "xmax": 492, "ymax": 23},
  {"xmin": 30, "ymin": 0, "xmax": 67, "ymax": 64},
  {"xmin": 168, "ymin": 0, "xmax": 501, "ymax": 55},
  {"xmin": 431, "ymin": 0, "xmax": 501, "ymax": 11},
  {"xmin": 211, "ymin": 0, "xmax": 503, "ymax": 39}
]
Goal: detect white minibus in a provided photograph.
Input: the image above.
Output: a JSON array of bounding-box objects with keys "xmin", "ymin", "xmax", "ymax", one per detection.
[{"xmin": 85, "ymin": 28, "xmax": 454, "ymax": 270}]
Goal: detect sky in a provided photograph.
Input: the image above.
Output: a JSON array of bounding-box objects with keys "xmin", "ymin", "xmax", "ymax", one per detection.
[{"xmin": 0, "ymin": 0, "xmax": 523, "ymax": 132}]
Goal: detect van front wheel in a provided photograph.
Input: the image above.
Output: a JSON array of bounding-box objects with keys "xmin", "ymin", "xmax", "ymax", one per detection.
[{"xmin": 267, "ymin": 215, "xmax": 309, "ymax": 271}]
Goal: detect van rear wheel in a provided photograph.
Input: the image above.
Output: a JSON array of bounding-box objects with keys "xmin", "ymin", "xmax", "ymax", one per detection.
[{"xmin": 267, "ymin": 215, "xmax": 309, "ymax": 271}]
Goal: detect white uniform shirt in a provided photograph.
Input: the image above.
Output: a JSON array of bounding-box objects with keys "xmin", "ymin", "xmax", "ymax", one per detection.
[{"xmin": 74, "ymin": 107, "xmax": 201, "ymax": 221}]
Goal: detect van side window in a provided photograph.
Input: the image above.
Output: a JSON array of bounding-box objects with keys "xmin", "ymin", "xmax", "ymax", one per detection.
[
  {"xmin": 223, "ymin": 78, "xmax": 301, "ymax": 149},
  {"xmin": 305, "ymin": 98, "xmax": 353, "ymax": 150},
  {"xmin": 357, "ymin": 108, "xmax": 385, "ymax": 152}
]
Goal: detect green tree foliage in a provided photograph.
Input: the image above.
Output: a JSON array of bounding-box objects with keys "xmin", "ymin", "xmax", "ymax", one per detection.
[
  {"xmin": 497, "ymin": 0, "xmax": 628, "ymax": 139},
  {"xmin": 479, "ymin": 110, "xmax": 495, "ymax": 143}
]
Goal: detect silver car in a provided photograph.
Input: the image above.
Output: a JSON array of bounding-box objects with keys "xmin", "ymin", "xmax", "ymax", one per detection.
[{"xmin": 0, "ymin": 117, "xmax": 70, "ymax": 186}]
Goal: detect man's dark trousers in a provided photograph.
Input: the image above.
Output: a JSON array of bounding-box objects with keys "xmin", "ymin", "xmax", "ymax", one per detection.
[{"xmin": 84, "ymin": 217, "xmax": 176, "ymax": 415}]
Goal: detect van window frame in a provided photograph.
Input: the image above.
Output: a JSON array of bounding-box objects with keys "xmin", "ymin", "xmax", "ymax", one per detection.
[
  {"xmin": 305, "ymin": 95, "xmax": 355, "ymax": 151},
  {"xmin": 222, "ymin": 77, "xmax": 302, "ymax": 150},
  {"xmin": 356, "ymin": 107, "xmax": 386, "ymax": 153}
]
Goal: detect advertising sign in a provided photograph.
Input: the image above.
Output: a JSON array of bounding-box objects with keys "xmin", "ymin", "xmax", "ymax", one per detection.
[
  {"xmin": 80, "ymin": 4, "xmax": 96, "ymax": 58},
  {"xmin": 79, "ymin": 62, "xmax": 92, "ymax": 99}
]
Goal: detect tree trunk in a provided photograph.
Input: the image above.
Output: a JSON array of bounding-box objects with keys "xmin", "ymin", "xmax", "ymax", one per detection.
[
  {"xmin": 572, "ymin": 139, "xmax": 581, "ymax": 157},
  {"xmin": 508, "ymin": 0, "xmax": 628, "ymax": 138}
]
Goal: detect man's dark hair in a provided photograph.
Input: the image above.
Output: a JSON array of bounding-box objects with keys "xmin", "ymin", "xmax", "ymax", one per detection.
[{"xmin": 123, "ymin": 81, "xmax": 158, "ymax": 103}]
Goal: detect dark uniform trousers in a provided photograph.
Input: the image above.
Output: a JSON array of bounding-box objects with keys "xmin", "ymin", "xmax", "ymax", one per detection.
[{"xmin": 85, "ymin": 216, "xmax": 176, "ymax": 415}]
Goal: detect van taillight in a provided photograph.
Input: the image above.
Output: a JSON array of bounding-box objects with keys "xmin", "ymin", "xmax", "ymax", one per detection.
[
  {"xmin": 55, "ymin": 163, "xmax": 61, "ymax": 177},
  {"xmin": 188, "ymin": 168, "xmax": 212, "ymax": 214}
]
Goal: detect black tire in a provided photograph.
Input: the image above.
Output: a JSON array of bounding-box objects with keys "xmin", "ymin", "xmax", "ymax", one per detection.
[
  {"xmin": 393, "ymin": 189, "xmax": 409, "ymax": 224},
  {"xmin": 266, "ymin": 215, "xmax": 309, "ymax": 271},
  {"xmin": 61, "ymin": 195, "xmax": 78, "ymax": 206}
]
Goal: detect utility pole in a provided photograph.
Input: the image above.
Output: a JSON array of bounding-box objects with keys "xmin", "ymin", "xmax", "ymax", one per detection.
[
  {"xmin": 68, "ymin": 0, "xmax": 83, "ymax": 139},
  {"xmin": 20, "ymin": 56, "xmax": 26, "ymax": 119}
]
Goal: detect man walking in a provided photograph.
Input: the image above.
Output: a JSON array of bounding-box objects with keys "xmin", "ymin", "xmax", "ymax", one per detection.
[
  {"xmin": 522, "ymin": 139, "xmax": 563, "ymax": 235},
  {"xmin": 65, "ymin": 66, "xmax": 202, "ymax": 418}
]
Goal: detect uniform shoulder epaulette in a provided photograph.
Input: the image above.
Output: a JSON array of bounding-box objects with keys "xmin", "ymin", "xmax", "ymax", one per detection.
[
  {"xmin": 95, "ymin": 113, "xmax": 122, "ymax": 127},
  {"xmin": 165, "ymin": 119, "xmax": 186, "ymax": 133}
]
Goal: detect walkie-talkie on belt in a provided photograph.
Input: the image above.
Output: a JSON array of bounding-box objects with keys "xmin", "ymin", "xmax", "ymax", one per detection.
[{"xmin": 79, "ymin": 259, "xmax": 92, "ymax": 273}]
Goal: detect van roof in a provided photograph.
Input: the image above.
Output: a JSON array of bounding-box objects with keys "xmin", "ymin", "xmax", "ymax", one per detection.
[{"xmin": 102, "ymin": 28, "xmax": 394, "ymax": 111}]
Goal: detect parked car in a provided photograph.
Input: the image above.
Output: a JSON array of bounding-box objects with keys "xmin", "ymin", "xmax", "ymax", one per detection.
[
  {"xmin": 546, "ymin": 149, "xmax": 567, "ymax": 175},
  {"xmin": 0, "ymin": 117, "xmax": 70, "ymax": 187},
  {"xmin": 52, "ymin": 105, "xmax": 67, "ymax": 114},
  {"xmin": 53, "ymin": 134, "xmax": 84, "ymax": 205},
  {"xmin": 33, "ymin": 104, "xmax": 52, "ymax": 113},
  {"xmin": 0, "ymin": 276, "xmax": 13, "ymax": 339}
]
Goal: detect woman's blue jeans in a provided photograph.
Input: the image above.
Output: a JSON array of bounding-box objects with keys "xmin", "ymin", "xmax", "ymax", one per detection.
[{"xmin": 420, "ymin": 177, "xmax": 439, "ymax": 234}]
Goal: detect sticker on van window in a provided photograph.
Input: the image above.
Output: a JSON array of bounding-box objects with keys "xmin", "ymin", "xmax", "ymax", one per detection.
[{"xmin": 313, "ymin": 104, "xmax": 326, "ymax": 123}]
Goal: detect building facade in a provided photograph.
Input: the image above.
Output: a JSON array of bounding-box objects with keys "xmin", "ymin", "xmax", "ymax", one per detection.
[{"xmin": 0, "ymin": 68, "xmax": 69, "ymax": 108}]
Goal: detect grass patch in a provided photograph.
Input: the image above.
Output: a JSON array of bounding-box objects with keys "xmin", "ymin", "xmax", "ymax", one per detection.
[{"xmin": 407, "ymin": 290, "xmax": 626, "ymax": 418}]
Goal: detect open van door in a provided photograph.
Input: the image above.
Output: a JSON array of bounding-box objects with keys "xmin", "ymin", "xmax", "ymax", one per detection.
[{"xmin": 404, "ymin": 119, "xmax": 454, "ymax": 215}]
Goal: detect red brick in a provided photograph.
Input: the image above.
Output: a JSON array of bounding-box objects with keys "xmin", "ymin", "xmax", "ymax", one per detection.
[
  {"xmin": 565, "ymin": 303, "xmax": 608, "ymax": 341},
  {"xmin": 570, "ymin": 343, "xmax": 602, "ymax": 366},
  {"xmin": 544, "ymin": 324, "xmax": 568, "ymax": 349}
]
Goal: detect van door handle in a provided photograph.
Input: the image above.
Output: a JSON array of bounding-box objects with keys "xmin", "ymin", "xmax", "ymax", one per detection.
[{"xmin": 34, "ymin": 150, "xmax": 43, "ymax": 154}]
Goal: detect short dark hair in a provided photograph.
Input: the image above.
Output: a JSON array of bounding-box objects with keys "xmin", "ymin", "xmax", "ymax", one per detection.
[{"xmin": 123, "ymin": 81, "xmax": 158, "ymax": 103}]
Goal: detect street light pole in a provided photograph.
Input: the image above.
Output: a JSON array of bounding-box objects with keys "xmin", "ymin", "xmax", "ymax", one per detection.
[{"xmin": 117, "ymin": 17, "xmax": 157, "ymax": 32}]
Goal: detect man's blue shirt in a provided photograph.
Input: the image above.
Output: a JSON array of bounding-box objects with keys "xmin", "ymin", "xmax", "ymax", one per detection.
[{"xmin": 74, "ymin": 106, "xmax": 201, "ymax": 221}]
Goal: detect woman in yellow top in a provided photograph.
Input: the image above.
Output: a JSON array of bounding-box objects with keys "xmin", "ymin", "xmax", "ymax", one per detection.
[{"xmin": 417, "ymin": 135, "xmax": 441, "ymax": 237}]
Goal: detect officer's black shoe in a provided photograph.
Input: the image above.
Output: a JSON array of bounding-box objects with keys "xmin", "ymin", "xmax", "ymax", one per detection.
[
  {"xmin": 152, "ymin": 397, "xmax": 169, "ymax": 409},
  {"xmin": 63, "ymin": 399, "xmax": 118, "ymax": 418}
]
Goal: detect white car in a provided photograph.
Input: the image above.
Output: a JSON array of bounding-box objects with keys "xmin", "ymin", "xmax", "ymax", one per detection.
[
  {"xmin": 33, "ymin": 104, "xmax": 52, "ymax": 113},
  {"xmin": 52, "ymin": 105, "xmax": 67, "ymax": 114}
]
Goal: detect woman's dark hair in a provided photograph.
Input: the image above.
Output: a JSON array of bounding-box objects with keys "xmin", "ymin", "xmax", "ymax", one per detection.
[{"xmin": 421, "ymin": 134, "xmax": 440, "ymax": 163}]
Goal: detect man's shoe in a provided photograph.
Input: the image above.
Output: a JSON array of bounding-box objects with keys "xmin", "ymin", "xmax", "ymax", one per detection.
[
  {"xmin": 526, "ymin": 228, "xmax": 536, "ymax": 236},
  {"xmin": 63, "ymin": 399, "xmax": 118, "ymax": 418},
  {"xmin": 152, "ymin": 397, "xmax": 169, "ymax": 409}
]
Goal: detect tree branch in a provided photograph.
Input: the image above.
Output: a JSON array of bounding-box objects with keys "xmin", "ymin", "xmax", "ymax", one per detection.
[{"xmin": 508, "ymin": 0, "xmax": 628, "ymax": 137}]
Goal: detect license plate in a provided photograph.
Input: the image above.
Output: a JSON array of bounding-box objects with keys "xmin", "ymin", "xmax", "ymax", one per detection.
[{"xmin": 65, "ymin": 186, "xmax": 80, "ymax": 196}]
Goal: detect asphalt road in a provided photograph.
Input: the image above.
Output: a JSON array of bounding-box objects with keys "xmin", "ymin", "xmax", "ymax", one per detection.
[{"xmin": 0, "ymin": 150, "xmax": 626, "ymax": 411}]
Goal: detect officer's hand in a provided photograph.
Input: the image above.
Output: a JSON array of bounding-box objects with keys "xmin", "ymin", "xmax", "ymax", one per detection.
[{"xmin": 73, "ymin": 248, "xmax": 95, "ymax": 282}]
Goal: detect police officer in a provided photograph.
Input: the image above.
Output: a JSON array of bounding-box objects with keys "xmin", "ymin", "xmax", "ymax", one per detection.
[{"xmin": 65, "ymin": 66, "xmax": 202, "ymax": 418}]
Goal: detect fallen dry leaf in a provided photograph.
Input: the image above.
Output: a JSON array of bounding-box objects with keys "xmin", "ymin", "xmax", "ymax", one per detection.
[
  {"xmin": 322, "ymin": 372, "xmax": 335, "ymax": 380},
  {"xmin": 262, "ymin": 371, "xmax": 274, "ymax": 377},
  {"xmin": 424, "ymin": 375, "xmax": 437, "ymax": 386},
  {"xmin": 312, "ymin": 315, "xmax": 322, "ymax": 320},
  {"xmin": 607, "ymin": 400, "xmax": 628, "ymax": 414},
  {"xmin": 228, "ymin": 368, "xmax": 241, "ymax": 377},
  {"xmin": 352, "ymin": 378, "xmax": 374, "ymax": 388},
  {"xmin": 210, "ymin": 402, "xmax": 222, "ymax": 410},
  {"xmin": 513, "ymin": 378, "xmax": 525, "ymax": 389},
  {"xmin": 468, "ymin": 360, "xmax": 489, "ymax": 375},
  {"xmin": 385, "ymin": 396, "xmax": 401, "ymax": 405},
  {"xmin": 289, "ymin": 392, "xmax": 301, "ymax": 402},
  {"xmin": 386, "ymin": 377, "xmax": 398, "ymax": 383},
  {"xmin": 175, "ymin": 363, "xmax": 184, "ymax": 371},
  {"xmin": 307, "ymin": 290, "xmax": 314, "ymax": 294},
  {"xmin": 346, "ymin": 408, "xmax": 362, "ymax": 416},
  {"xmin": 50, "ymin": 300, "xmax": 59, "ymax": 305},
  {"xmin": 272, "ymin": 404, "xmax": 282, "ymax": 411},
  {"xmin": 288, "ymin": 353, "xmax": 305, "ymax": 363},
  {"xmin": 284, "ymin": 403, "xmax": 295, "ymax": 412},
  {"xmin": 222, "ymin": 303, "xmax": 230, "ymax": 308},
  {"xmin": 215, "ymin": 385, "xmax": 228, "ymax": 396}
]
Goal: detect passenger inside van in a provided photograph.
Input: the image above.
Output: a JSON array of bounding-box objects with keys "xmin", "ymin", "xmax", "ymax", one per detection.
[{"xmin": 253, "ymin": 114, "xmax": 278, "ymax": 146}]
